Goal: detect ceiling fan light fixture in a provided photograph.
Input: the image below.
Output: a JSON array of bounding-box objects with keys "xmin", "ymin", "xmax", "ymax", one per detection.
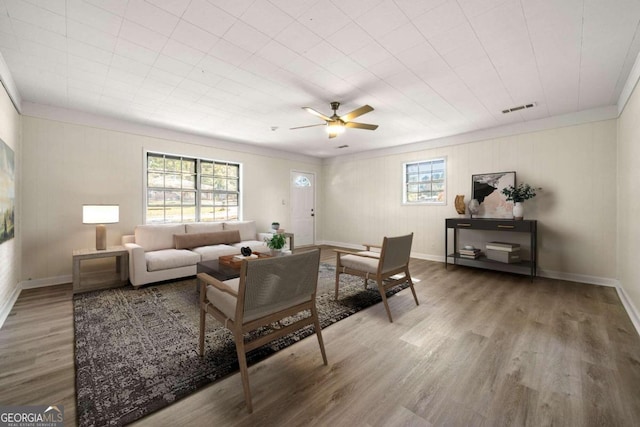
[
  {"xmin": 326, "ymin": 121, "xmax": 345, "ymax": 135},
  {"xmin": 292, "ymin": 102, "xmax": 377, "ymax": 138}
]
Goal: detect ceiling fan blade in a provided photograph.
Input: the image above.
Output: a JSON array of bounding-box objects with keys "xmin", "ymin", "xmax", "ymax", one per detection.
[
  {"xmin": 328, "ymin": 132, "xmax": 338, "ymax": 139},
  {"xmin": 345, "ymin": 121, "xmax": 378, "ymax": 130},
  {"xmin": 290, "ymin": 123, "xmax": 327, "ymax": 130},
  {"xmin": 340, "ymin": 105, "xmax": 374, "ymax": 121},
  {"xmin": 302, "ymin": 107, "xmax": 332, "ymax": 122}
]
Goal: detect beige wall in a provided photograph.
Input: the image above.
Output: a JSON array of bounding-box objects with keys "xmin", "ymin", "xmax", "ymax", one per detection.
[
  {"xmin": 18, "ymin": 111, "xmax": 623, "ymax": 286},
  {"xmin": 20, "ymin": 116, "xmax": 321, "ymax": 282},
  {"xmin": 323, "ymin": 119, "xmax": 618, "ymax": 280},
  {"xmin": 15, "ymin": 105, "xmax": 624, "ymax": 285},
  {"xmin": 617, "ymin": 83, "xmax": 640, "ymax": 316},
  {"xmin": 0, "ymin": 84, "xmax": 20, "ymax": 307}
]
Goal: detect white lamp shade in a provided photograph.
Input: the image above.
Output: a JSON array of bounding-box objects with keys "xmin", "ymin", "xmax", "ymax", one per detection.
[
  {"xmin": 83, "ymin": 205, "xmax": 119, "ymax": 224},
  {"xmin": 326, "ymin": 121, "xmax": 345, "ymax": 134}
]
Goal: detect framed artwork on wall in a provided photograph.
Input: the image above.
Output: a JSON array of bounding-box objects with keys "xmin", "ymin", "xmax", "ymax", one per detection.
[
  {"xmin": 0, "ymin": 138, "xmax": 14, "ymax": 245},
  {"xmin": 471, "ymin": 171, "xmax": 515, "ymax": 218}
]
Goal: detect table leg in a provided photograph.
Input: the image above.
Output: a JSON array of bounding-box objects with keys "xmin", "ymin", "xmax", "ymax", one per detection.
[
  {"xmin": 73, "ymin": 258, "xmax": 81, "ymax": 289},
  {"xmin": 118, "ymin": 254, "xmax": 128, "ymax": 281}
]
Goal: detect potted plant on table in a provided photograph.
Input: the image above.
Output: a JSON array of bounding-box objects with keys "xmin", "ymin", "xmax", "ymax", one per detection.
[
  {"xmin": 265, "ymin": 233, "xmax": 286, "ymax": 256},
  {"xmin": 501, "ymin": 183, "xmax": 539, "ymax": 220}
]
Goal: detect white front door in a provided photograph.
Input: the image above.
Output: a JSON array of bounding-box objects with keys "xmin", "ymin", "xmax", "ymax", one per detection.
[{"xmin": 290, "ymin": 171, "xmax": 315, "ymax": 247}]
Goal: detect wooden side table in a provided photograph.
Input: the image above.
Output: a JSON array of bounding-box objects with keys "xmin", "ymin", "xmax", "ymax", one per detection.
[{"xmin": 72, "ymin": 246, "xmax": 129, "ymax": 293}]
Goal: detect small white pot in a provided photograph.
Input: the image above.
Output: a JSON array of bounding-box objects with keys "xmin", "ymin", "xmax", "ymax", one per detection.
[{"xmin": 513, "ymin": 202, "xmax": 524, "ymax": 220}]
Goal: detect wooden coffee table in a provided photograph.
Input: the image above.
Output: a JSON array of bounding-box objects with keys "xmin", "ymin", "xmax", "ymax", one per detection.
[{"xmin": 196, "ymin": 252, "xmax": 271, "ymax": 284}]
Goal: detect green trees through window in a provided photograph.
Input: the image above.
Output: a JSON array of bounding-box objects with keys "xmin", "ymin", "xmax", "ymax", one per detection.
[
  {"xmin": 403, "ymin": 158, "xmax": 446, "ymax": 204},
  {"xmin": 146, "ymin": 152, "xmax": 240, "ymax": 223}
]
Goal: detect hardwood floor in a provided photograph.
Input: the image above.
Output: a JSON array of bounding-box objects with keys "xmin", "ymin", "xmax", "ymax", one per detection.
[{"xmin": 1, "ymin": 246, "xmax": 639, "ymax": 426}]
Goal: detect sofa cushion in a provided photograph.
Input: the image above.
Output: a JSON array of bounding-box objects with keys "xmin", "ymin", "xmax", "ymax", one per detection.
[
  {"xmin": 174, "ymin": 230, "xmax": 241, "ymax": 249},
  {"xmin": 192, "ymin": 244, "xmax": 241, "ymax": 261},
  {"xmin": 145, "ymin": 249, "xmax": 200, "ymax": 272},
  {"xmin": 223, "ymin": 221, "xmax": 257, "ymax": 241},
  {"xmin": 135, "ymin": 224, "xmax": 186, "ymax": 252},
  {"xmin": 185, "ymin": 222, "xmax": 224, "ymax": 234}
]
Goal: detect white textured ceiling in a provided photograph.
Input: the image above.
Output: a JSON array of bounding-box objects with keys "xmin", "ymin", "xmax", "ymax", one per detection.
[{"xmin": 1, "ymin": 0, "xmax": 639, "ymax": 158}]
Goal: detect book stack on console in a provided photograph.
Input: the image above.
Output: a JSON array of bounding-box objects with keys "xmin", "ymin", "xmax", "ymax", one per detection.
[
  {"xmin": 459, "ymin": 246, "xmax": 482, "ymax": 259},
  {"xmin": 485, "ymin": 242, "xmax": 521, "ymax": 263}
]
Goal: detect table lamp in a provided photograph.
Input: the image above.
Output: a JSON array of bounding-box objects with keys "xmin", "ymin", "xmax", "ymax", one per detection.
[{"xmin": 83, "ymin": 205, "xmax": 119, "ymax": 250}]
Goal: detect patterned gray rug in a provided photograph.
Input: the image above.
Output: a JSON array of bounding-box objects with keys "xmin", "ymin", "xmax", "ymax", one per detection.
[{"xmin": 73, "ymin": 263, "xmax": 409, "ymax": 426}]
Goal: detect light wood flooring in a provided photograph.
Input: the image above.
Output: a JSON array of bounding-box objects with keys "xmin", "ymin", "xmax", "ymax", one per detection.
[{"xmin": 1, "ymin": 246, "xmax": 639, "ymax": 426}]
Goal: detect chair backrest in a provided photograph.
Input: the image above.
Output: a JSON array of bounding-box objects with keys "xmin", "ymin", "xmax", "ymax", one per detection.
[
  {"xmin": 379, "ymin": 233, "xmax": 413, "ymax": 273},
  {"xmin": 238, "ymin": 249, "xmax": 321, "ymax": 322}
]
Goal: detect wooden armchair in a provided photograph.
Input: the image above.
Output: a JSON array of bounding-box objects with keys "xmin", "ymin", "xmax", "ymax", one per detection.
[
  {"xmin": 197, "ymin": 249, "xmax": 327, "ymax": 413},
  {"xmin": 335, "ymin": 233, "xmax": 419, "ymax": 322}
]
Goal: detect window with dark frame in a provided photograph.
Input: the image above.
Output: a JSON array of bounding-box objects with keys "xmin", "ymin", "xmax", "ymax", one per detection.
[
  {"xmin": 403, "ymin": 158, "xmax": 446, "ymax": 204},
  {"xmin": 146, "ymin": 152, "xmax": 240, "ymax": 223}
]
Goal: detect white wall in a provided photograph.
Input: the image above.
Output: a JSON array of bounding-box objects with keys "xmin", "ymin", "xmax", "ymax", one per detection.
[
  {"xmin": 323, "ymin": 119, "xmax": 618, "ymax": 282},
  {"xmin": 617, "ymin": 80, "xmax": 640, "ymax": 322},
  {"xmin": 16, "ymin": 108, "xmax": 622, "ymax": 286},
  {"xmin": 20, "ymin": 115, "xmax": 321, "ymax": 283},
  {"xmin": 0, "ymin": 83, "xmax": 20, "ymax": 319}
]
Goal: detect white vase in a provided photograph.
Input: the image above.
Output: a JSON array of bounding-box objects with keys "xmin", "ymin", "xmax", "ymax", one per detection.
[
  {"xmin": 513, "ymin": 202, "xmax": 524, "ymax": 220},
  {"xmin": 468, "ymin": 199, "xmax": 480, "ymax": 218}
]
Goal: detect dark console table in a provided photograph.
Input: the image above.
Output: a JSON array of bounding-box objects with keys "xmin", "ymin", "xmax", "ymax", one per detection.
[{"xmin": 445, "ymin": 218, "xmax": 537, "ymax": 280}]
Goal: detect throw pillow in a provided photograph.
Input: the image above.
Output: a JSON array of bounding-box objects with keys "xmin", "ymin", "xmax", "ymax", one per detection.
[{"xmin": 174, "ymin": 230, "xmax": 241, "ymax": 249}]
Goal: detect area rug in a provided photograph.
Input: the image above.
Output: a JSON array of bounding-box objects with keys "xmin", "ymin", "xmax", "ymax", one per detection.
[{"xmin": 73, "ymin": 263, "xmax": 409, "ymax": 426}]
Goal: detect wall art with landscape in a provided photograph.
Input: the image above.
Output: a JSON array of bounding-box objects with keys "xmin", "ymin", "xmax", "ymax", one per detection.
[{"xmin": 0, "ymin": 138, "xmax": 14, "ymax": 244}]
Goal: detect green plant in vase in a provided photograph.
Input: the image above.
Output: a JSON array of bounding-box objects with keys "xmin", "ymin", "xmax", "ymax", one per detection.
[
  {"xmin": 501, "ymin": 183, "xmax": 539, "ymax": 220},
  {"xmin": 265, "ymin": 233, "xmax": 286, "ymax": 255}
]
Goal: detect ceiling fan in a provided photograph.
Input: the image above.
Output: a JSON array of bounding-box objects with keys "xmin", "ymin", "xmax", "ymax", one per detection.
[{"xmin": 290, "ymin": 101, "xmax": 378, "ymax": 138}]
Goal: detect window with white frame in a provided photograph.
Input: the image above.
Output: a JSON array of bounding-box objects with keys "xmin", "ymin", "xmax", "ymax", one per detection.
[
  {"xmin": 146, "ymin": 152, "xmax": 240, "ymax": 223},
  {"xmin": 403, "ymin": 158, "xmax": 446, "ymax": 204}
]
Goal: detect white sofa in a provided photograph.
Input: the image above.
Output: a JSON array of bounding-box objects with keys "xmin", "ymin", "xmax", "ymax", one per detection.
[{"xmin": 122, "ymin": 220, "xmax": 272, "ymax": 288}]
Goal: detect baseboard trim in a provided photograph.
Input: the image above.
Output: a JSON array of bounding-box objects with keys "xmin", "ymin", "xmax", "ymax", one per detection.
[
  {"xmin": 320, "ymin": 241, "xmax": 619, "ymax": 287},
  {"xmin": 0, "ymin": 275, "xmax": 73, "ymax": 330},
  {"xmin": 616, "ymin": 284, "xmax": 640, "ymax": 337},
  {"xmin": 0, "ymin": 284, "xmax": 21, "ymax": 329},
  {"xmin": 19, "ymin": 275, "xmax": 71, "ymax": 289},
  {"xmin": 319, "ymin": 240, "xmax": 366, "ymax": 251},
  {"xmin": 536, "ymin": 269, "xmax": 618, "ymax": 287},
  {"xmin": 319, "ymin": 240, "xmax": 445, "ymax": 263}
]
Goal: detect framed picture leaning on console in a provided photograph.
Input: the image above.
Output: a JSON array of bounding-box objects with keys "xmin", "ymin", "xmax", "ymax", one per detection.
[{"xmin": 471, "ymin": 171, "xmax": 515, "ymax": 218}]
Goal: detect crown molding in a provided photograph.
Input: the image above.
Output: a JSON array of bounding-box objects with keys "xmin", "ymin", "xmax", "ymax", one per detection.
[
  {"xmin": 618, "ymin": 51, "xmax": 640, "ymax": 115},
  {"xmin": 4, "ymin": 45, "xmax": 639, "ymax": 166},
  {"xmin": 0, "ymin": 53, "xmax": 22, "ymax": 113},
  {"xmin": 323, "ymin": 105, "xmax": 619, "ymax": 164},
  {"xmin": 20, "ymin": 102, "xmax": 322, "ymax": 165}
]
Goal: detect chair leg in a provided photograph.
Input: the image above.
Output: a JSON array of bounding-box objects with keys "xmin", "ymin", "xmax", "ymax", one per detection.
[
  {"xmin": 335, "ymin": 258, "xmax": 341, "ymax": 300},
  {"xmin": 234, "ymin": 333, "xmax": 253, "ymax": 413},
  {"xmin": 312, "ymin": 304, "xmax": 328, "ymax": 365},
  {"xmin": 406, "ymin": 269, "xmax": 419, "ymax": 306},
  {"xmin": 198, "ymin": 306, "xmax": 206, "ymax": 356},
  {"xmin": 376, "ymin": 278, "xmax": 394, "ymax": 323}
]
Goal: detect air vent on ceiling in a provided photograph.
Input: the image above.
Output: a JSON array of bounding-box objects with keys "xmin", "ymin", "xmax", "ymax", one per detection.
[
  {"xmin": 502, "ymin": 102, "xmax": 536, "ymax": 114},
  {"xmin": 337, "ymin": 145, "xmax": 349, "ymax": 149}
]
